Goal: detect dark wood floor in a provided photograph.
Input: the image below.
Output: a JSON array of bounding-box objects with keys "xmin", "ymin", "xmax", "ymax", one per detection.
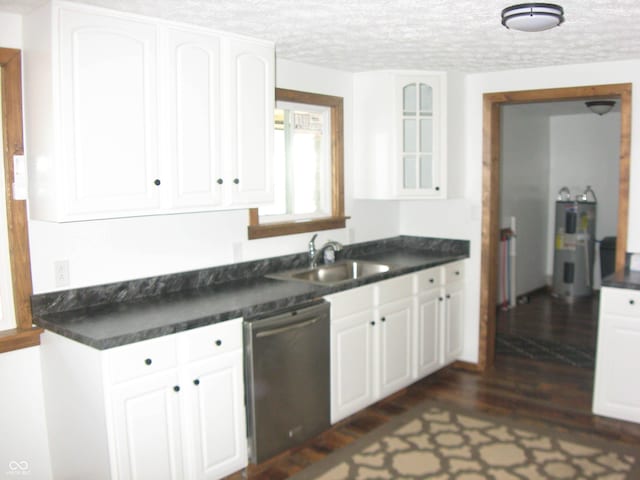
[{"xmin": 226, "ymin": 291, "xmax": 640, "ymax": 480}]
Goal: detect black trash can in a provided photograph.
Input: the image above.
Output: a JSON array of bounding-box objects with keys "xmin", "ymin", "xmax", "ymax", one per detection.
[{"xmin": 600, "ymin": 236, "xmax": 617, "ymax": 278}]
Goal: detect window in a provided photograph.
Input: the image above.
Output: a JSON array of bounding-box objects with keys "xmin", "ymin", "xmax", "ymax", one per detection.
[{"xmin": 248, "ymin": 88, "xmax": 347, "ymax": 239}]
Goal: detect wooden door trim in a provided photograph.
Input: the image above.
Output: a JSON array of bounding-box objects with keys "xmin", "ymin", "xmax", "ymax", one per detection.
[
  {"xmin": 0, "ymin": 48, "xmax": 39, "ymax": 353},
  {"xmin": 478, "ymin": 83, "xmax": 632, "ymax": 372}
]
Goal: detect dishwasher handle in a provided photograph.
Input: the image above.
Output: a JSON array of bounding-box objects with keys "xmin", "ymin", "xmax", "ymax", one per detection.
[{"xmin": 255, "ymin": 317, "xmax": 319, "ymax": 338}]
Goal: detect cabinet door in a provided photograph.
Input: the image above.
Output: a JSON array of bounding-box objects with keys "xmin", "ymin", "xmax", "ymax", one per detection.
[
  {"xmin": 166, "ymin": 28, "xmax": 224, "ymax": 209},
  {"xmin": 377, "ymin": 298, "xmax": 413, "ymax": 398},
  {"xmin": 593, "ymin": 297, "xmax": 640, "ymax": 422},
  {"xmin": 226, "ymin": 38, "xmax": 274, "ymax": 205},
  {"xmin": 442, "ymin": 283, "xmax": 464, "ymax": 364},
  {"xmin": 331, "ymin": 310, "xmax": 375, "ymax": 423},
  {"xmin": 110, "ymin": 370, "xmax": 184, "ymax": 480},
  {"xmin": 59, "ymin": 9, "xmax": 161, "ymax": 216},
  {"xmin": 183, "ymin": 350, "xmax": 247, "ymax": 480},
  {"xmin": 415, "ymin": 289, "xmax": 442, "ymax": 378},
  {"xmin": 396, "ymin": 75, "xmax": 444, "ymax": 198}
]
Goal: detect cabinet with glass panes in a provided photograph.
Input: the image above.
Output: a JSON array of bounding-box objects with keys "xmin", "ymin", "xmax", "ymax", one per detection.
[{"xmin": 353, "ymin": 71, "xmax": 446, "ymax": 199}]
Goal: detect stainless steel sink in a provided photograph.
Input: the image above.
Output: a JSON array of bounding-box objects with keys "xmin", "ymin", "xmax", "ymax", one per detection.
[{"xmin": 269, "ymin": 260, "xmax": 391, "ymax": 285}]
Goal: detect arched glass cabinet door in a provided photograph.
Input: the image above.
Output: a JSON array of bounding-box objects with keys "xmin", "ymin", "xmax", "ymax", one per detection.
[{"xmin": 401, "ymin": 81, "xmax": 437, "ymax": 193}]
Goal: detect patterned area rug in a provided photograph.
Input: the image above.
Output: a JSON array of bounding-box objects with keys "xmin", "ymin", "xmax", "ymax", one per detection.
[
  {"xmin": 290, "ymin": 401, "xmax": 639, "ymax": 479},
  {"xmin": 496, "ymin": 334, "xmax": 595, "ymax": 368}
]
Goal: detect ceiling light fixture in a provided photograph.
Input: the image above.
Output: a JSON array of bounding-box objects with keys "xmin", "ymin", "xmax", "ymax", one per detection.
[
  {"xmin": 501, "ymin": 3, "xmax": 565, "ymax": 32},
  {"xmin": 585, "ymin": 100, "xmax": 616, "ymax": 116}
]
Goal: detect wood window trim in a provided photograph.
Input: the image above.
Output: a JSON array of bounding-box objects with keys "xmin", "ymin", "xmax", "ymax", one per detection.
[
  {"xmin": 0, "ymin": 48, "xmax": 40, "ymax": 354},
  {"xmin": 478, "ymin": 83, "xmax": 632, "ymax": 372},
  {"xmin": 247, "ymin": 88, "xmax": 347, "ymax": 240}
]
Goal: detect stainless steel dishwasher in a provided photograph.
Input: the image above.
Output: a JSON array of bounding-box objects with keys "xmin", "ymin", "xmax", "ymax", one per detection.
[{"xmin": 244, "ymin": 299, "xmax": 330, "ymax": 464}]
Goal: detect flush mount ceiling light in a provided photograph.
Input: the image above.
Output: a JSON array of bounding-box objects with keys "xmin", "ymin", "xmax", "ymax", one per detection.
[
  {"xmin": 501, "ymin": 3, "xmax": 565, "ymax": 32},
  {"xmin": 585, "ymin": 100, "xmax": 616, "ymax": 116}
]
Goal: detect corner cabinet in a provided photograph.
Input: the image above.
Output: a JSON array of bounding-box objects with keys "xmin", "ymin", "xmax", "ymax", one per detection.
[
  {"xmin": 40, "ymin": 319, "xmax": 248, "ymax": 480},
  {"xmin": 354, "ymin": 71, "xmax": 447, "ymax": 199},
  {"xmin": 593, "ymin": 287, "xmax": 640, "ymax": 423},
  {"xmin": 24, "ymin": 2, "xmax": 274, "ymax": 221}
]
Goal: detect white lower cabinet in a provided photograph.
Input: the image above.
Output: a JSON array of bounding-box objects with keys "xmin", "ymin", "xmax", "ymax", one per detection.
[
  {"xmin": 328, "ymin": 261, "xmax": 466, "ymax": 424},
  {"xmin": 593, "ymin": 287, "xmax": 640, "ymax": 423},
  {"xmin": 40, "ymin": 319, "xmax": 247, "ymax": 480}
]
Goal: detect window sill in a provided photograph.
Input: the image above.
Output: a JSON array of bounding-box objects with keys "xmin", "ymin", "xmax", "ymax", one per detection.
[
  {"xmin": 248, "ymin": 211, "xmax": 349, "ymax": 240},
  {"xmin": 0, "ymin": 327, "xmax": 43, "ymax": 354}
]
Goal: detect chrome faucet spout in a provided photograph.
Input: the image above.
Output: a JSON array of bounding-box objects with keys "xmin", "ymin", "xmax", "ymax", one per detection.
[
  {"xmin": 310, "ymin": 240, "xmax": 343, "ymax": 268},
  {"xmin": 308, "ymin": 234, "xmax": 318, "ymax": 264}
]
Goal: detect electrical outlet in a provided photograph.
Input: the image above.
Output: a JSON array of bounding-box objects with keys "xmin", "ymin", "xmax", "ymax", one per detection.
[{"xmin": 54, "ymin": 260, "xmax": 70, "ymax": 287}]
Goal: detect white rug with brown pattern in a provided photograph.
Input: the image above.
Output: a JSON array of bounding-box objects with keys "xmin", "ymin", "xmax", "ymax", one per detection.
[{"xmin": 291, "ymin": 401, "xmax": 640, "ymax": 479}]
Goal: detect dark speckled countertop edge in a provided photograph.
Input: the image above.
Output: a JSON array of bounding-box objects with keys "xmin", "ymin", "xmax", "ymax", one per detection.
[
  {"xmin": 32, "ymin": 236, "xmax": 469, "ymax": 350},
  {"xmin": 601, "ymin": 269, "xmax": 640, "ymax": 291}
]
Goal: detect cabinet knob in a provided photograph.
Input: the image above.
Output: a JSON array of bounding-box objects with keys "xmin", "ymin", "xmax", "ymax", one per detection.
[
  {"xmin": 435, "ymin": 186, "xmax": 440, "ymax": 191},
  {"xmin": 381, "ymin": 317, "xmax": 386, "ymax": 322},
  {"xmin": 370, "ymin": 321, "xmax": 375, "ymax": 326},
  {"xmin": 216, "ymin": 178, "xmax": 223, "ymax": 185},
  {"xmin": 429, "ymin": 278, "xmax": 434, "ymax": 283},
  {"xmin": 233, "ymin": 178, "xmax": 240, "ymax": 185},
  {"xmin": 173, "ymin": 386, "xmax": 180, "ymax": 392},
  {"xmin": 215, "ymin": 339, "xmax": 222, "ymax": 346},
  {"xmin": 153, "ymin": 179, "xmax": 161, "ymax": 186},
  {"xmin": 193, "ymin": 379, "xmax": 200, "ymax": 386},
  {"xmin": 144, "ymin": 358, "xmax": 152, "ymax": 366},
  {"xmin": 630, "ymin": 299, "xmax": 636, "ymax": 305},
  {"xmin": 455, "ymin": 271, "xmax": 460, "ymax": 276},
  {"xmin": 439, "ymin": 297, "xmax": 444, "ymax": 302},
  {"xmin": 446, "ymin": 294, "xmax": 451, "ymax": 299}
]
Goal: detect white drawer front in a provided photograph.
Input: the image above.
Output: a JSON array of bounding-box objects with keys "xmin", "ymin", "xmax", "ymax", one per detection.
[
  {"xmin": 183, "ymin": 318, "xmax": 243, "ymax": 362},
  {"xmin": 326, "ymin": 284, "xmax": 374, "ymax": 319},
  {"xmin": 416, "ymin": 267, "xmax": 442, "ymax": 292},
  {"xmin": 601, "ymin": 287, "xmax": 640, "ymax": 318},
  {"xmin": 106, "ymin": 334, "xmax": 178, "ymax": 384},
  {"xmin": 443, "ymin": 261, "xmax": 465, "ymax": 284},
  {"xmin": 376, "ymin": 274, "xmax": 414, "ymax": 305}
]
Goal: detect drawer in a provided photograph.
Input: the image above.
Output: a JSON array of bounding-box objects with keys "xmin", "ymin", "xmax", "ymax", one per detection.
[
  {"xmin": 601, "ymin": 287, "xmax": 640, "ymax": 318},
  {"xmin": 106, "ymin": 334, "xmax": 178, "ymax": 384},
  {"xmin": 376, "ymin": 274, "xmax": 414, "ymax": 305},
  {"xmin": 182, "ymin": 318, "xmax": 243, "ymax": 362},
  {"xmin": 416, "ymin": 267, "xmax": 442, "ymax": 292},
  {"xmin": 443, "ymin": 261, "xmax": 465, "ymax": 284},
  {"xmin": 326, "ymin": 284, "xmax": 374, "ymax": 319}
]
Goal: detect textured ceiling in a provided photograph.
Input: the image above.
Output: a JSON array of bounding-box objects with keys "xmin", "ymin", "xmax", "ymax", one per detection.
[{"xmin": 2, "ymin": 0, "xmax": 640, "ymax": 73}]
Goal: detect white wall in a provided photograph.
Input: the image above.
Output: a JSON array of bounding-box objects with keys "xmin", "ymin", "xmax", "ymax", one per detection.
[
  {"xmin": 547, "ymin": 113, "xmax": 620, "ymax": 274},
  {"xmin": 27, "ymin": 59, "xmax": 400, "ymax": 293},
  {"xmin": 0, "ymin": 349, "xmax": 52, "ymax": 479},
  {"xmin": 500, "ymin": 105, "xmax": 551, "ymax": 295}
]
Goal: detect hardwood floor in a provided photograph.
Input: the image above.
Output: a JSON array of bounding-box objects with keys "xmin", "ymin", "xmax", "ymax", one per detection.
[{"xmin": 225, "ymin": 291, "xmax": 640, "ymax": 480}]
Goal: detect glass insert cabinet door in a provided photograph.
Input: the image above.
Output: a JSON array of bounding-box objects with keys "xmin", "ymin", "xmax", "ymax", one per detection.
[{"xmin": 400, "ymin": 80, "xmax": 438, "ymax": 193}]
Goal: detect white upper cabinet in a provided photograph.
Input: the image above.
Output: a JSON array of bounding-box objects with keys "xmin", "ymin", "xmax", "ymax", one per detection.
[
  {"xmin": 227, "ymin": 39, "xmax": 274, "ymax": 205},
  {"xmin": 166, "ymin": 27, "xmax": 224, "ymax": 209},
  {"xmin": 354, "ymin": 71, "xmax": 446, "ymax": 199},
  {"xmin": 24, "ymin": 1, "xmax": 274, "ymax": 221}
]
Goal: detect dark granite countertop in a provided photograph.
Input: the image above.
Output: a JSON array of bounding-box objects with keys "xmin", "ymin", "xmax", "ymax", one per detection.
[
  {"xmin": 32, "ymin": 236, "xmax": 469, "ymax": 350},
  {"xmin": 602, "ymin": 270, "xmax": 640, "ymax": 291}
]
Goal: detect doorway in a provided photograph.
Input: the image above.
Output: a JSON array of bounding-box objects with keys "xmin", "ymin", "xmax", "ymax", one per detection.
[{"xmin": 478, "ymin": 83, "xmax": 632, "ymax": 371}]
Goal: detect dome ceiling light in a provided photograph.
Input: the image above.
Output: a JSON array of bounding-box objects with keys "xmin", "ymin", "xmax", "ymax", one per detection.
[
  {"xmin": 501, "ymin": 3, "xmax": 565, "ymax": 32},
  {"xmin": 585, "ymin": 100, "xmax": 616, "ymax": 116}
]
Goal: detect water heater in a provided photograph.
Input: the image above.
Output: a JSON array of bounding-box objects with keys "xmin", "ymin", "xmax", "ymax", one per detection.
[{"xmin": 552, "ymin": 186, "xmax": 597, "ymax": 299}]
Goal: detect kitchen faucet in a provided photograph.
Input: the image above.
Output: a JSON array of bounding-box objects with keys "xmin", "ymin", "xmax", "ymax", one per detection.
[{"xmin": 308, "ymin": 234, "xmax": 343, "ymax": 268}]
